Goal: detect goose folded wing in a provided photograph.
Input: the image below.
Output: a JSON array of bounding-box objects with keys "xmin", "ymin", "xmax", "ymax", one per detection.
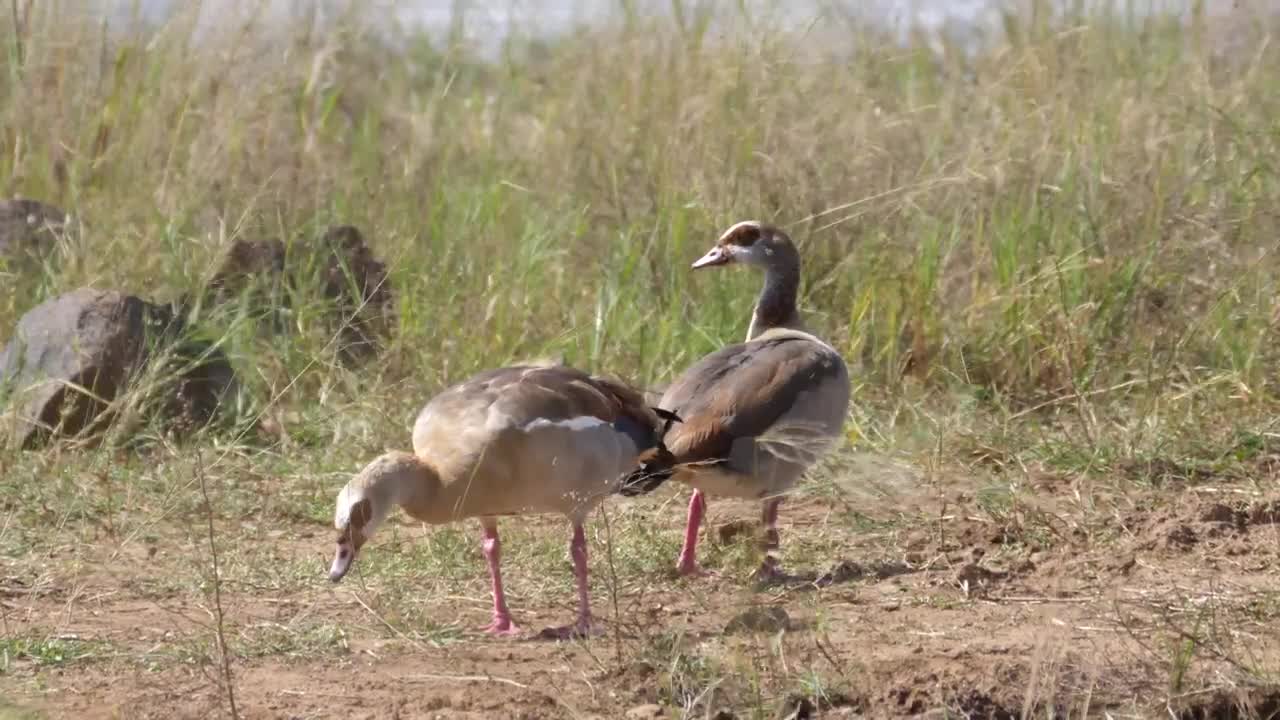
[{"xmin": 662, "ymin": 336, "xmax": 846, "ymax": 466}]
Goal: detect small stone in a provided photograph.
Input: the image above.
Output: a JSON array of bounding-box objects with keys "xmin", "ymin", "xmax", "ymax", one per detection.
[
  {"xmin": 777, "ymin": 695, "xmax": 815, "ymax": 720},
  {"xmin": 1166, "ymin": 524, "xmax": 1197, "ymax": 549},
  {"xmin": 625, "ymin": 704, "xmax": 664, "ymax": 719},
  {"xmin": 724, "ymin": 605, "xmax": 790, "ymax": 634},
  {"xmin": 716, "ymin": 519, "xmax": 754, "ymax": 544},
  {"xmin": 1200, "ymin": 503, "xmax": 1238, "ymax": 525},
  {"xmin": 955, "ymin": 563, "xmax": 1006, "ymax": 586},
  {"xmin": 815, "ymin": 559, "xmax": 865, "ymax": 587}
]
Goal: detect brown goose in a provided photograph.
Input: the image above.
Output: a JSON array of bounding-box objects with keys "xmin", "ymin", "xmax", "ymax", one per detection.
[
  {"xmin": 329, "ymin": 363, "xmax": 676, "ymax": 639},
  {"xmin": 622, "ymin": 221, "xmax": 850, "ymax": 580}
]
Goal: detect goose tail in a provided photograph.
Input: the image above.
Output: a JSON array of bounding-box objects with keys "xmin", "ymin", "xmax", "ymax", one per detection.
[{"xmin": 619, "ymin": 407, "xmax": 681, "ymax": 497}]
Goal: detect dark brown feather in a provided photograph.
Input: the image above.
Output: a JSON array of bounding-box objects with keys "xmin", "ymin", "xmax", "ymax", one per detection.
[
  {"xmin": 619, "ymin": 333, "xmax": 846, "ymax": 496},
  {"xmin": 659, "ymin": 333, "xmax": 847, "ymax": 465}
]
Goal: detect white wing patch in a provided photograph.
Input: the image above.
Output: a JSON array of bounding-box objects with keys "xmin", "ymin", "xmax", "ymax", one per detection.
[
  {"xmin": 520, "ymin": 416, "xmax": 609, "ymax": 432},
  {"xmin": 505, "ymin": 415, "xmax": 641, "ymax": 519},
  {"xmin": 333, "ymin": 484, "xmax": 360, "ymax": 529}
]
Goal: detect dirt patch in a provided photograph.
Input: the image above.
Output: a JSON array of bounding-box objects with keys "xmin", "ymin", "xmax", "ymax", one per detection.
[
  {"xmin": 3, "ymin": 483, "xmax": 1279, "ymax": 718},
  {"xmin": 1124, "ymin": 495, "xmax": 1280, "ymax": 559}
]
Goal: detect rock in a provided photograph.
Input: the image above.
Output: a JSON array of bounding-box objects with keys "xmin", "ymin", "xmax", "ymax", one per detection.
[
  {"xmin": 200, "ymin": 225, "xmax": 394, "ymax": 364},
  {"xmin": 724, "ymin": 605, "xmax": 790, "ymax": 634},
  {"xmin": 625, "ymin": 704, "xmax": 664, "ymax": 719},
  {"xmin": 207, "ymin": 238, "xmax": 287, "ymax": 303},
  {"xmin": 1, "ymin": 288, "xmax": 237, "ymax": 448},
  {"xmin": 615, "ymin": 660, "xmax": 656, "ymax": 682},
  {"xmin": 1165, "ymin": 524, "xmax": 1198, "ymax": 550},
  {"xmin": 716, "ymin": 519, "xmax": 754, "ymax": 545},
  {"xmin": 777, "ymin": 696, "xmax": 815, "ymax": 720},
  {"xmin": 1200, "ymin": 503, "xmax": 1241, "ymax": 526},
  {"xmin": 199, "ymin": 237, "xmax": 290, "ymax": 336},
  {"xmin": 1200, "ymin": 503, "xmax": 1234, "ymax": 524},
  {"xmin": 313, "ymin": 225, "xmax": 394, "ymax": 363},
  {"xmin": 954, "ymin": 563, "xmax": 1008, "ymax": 596},
  {"xmin": 0, "ymin": 198, "xmax": 70, "ymax": 260},
  {"xmin": 815, "ymin": 559, "xmax": 866, "ymax": 587},
  {"xmin": 871, "ymin": 559, "xmax": 913, "ymax": 580},
  {"xmin": 162, "ymin": 335, "xmax": 238, "ymax": 437}
]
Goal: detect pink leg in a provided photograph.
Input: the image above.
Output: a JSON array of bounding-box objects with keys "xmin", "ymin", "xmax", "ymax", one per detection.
[
  {"xmin": 570, "ymin": 523, "xmax": 592, "ymax": 631},
  {"xmin": 480, "ymin": 524, "xmax": 519, "ymax": 636},
  {"xmin": 676, "ymin": 490, "xmax": 709, "ymax": 577},
  {"xmin": 756, "ymin": 497, "xmax": 785, "ymax": 581},
  {"xmin": 539, "ymin": 523, "xmax": 599, "ymax": 640}
]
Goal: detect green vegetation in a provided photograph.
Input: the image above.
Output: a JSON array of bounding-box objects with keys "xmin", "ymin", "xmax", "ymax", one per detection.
[
  {"xmin": 1, "ymin": 1, "xmax": 1277, "ymax": 465},
  {"xmin": 0, "ymin": 635, "xmax": 110, "ymax": 673}
]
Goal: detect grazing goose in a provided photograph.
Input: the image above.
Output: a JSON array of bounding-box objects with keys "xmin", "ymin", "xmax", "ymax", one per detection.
[
  {"xmin": 328, "ymin": 363, "xmax": 676, "ymax": 639},
  {"xmin": 623, "ymin": 221, "xmax": 850, "ymax": 580}
]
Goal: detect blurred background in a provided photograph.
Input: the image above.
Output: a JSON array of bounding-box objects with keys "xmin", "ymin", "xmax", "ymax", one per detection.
[{"xmin": 91, "ymin": 0, "xmax": 1264, "ymax": 54}]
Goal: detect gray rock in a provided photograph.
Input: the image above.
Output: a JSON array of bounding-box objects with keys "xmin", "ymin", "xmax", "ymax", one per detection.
[
  {"xmin": 1, "ymin": 288, "xmax": 237, "ymax": 448},
  {"xmin": 625, "ymin": 705, "xmax": 665, "ymax": 719}
]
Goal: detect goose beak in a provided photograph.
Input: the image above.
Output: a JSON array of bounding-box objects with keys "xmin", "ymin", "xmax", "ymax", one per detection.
[
  {"xmin": 691, "ymin": 246, "xmax": 730, "ymax": 269},
  {"xmin": 329, "ymin": 540, "xmax": 357, "ymax": 582}
]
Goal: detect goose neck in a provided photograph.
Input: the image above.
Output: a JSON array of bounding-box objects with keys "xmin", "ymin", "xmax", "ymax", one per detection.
[{"xmin": 747, "ymin": 262, "xmax": 801, "ymax": 340}]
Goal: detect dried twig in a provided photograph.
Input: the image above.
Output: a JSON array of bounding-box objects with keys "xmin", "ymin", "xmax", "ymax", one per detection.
[
  {"xmin": 597, "ymin": 504, "xmax": 624, "ymax": 664},
  {"xmin": 404, "ymin": 673, "xmax": 582, "ymax": 717},
  {"xmin": 196, "ymin": 450, "xmax": 241, "ymax": 720},
  {"xmin": 348, "ymin": 589, "xmax": 427, "ymax": 650},
  {"xmin": 405, "ymin": 672, "xmax": 531, "ymax": 689}
]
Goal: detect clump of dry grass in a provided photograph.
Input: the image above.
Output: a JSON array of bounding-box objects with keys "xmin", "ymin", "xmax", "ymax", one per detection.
[{"xmin": 2, "ymin": 1, "xmax": 1277, "ymax": 407}]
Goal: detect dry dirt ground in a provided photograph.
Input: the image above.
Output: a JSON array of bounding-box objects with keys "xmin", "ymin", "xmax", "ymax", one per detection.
[{"xmin": 3, "ymin": 455, "xmax": 1280, "ymax": 719}]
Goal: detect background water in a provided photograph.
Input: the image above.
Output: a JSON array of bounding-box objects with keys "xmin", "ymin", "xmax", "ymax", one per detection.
[{"xmin": 84, "ymin": 0, "xmax": 1265, "ymax": 55}]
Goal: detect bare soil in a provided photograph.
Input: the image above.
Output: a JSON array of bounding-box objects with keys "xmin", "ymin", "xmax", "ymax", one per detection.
[{"xmin": 3, "ymin": 464, "xmax": 1280, "ymax": 719}]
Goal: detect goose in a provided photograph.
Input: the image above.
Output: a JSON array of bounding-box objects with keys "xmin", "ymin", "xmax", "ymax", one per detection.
[
  {"xmin": 329, "ymin": 363, "xmax": 678, "ymax": 639},
  {"xmin": 622, "ymin": 221, "xmax": 851, "ymax": 580}
]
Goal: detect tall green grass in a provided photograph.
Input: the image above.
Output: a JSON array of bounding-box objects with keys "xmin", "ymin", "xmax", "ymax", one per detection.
[
  {"xmin": 0, "ymin": 7, "xmax": 1277, "ymax": 714},
  {"xmin": 0, "ymin": 0, "xmax": 1277, "ymax": 467}
]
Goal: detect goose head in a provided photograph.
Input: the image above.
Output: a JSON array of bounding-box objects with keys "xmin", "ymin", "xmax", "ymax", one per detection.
[
  {"xmin": 691, "ymin": 220, "xmax": 798, "ymax": 272},
  {"xmin": 691, "ymin": 220, "xmax": 804, "ymax": 339},
  {"xmin": 329, "ymin": 451, "xmax": 432, "ymax": 582}
]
